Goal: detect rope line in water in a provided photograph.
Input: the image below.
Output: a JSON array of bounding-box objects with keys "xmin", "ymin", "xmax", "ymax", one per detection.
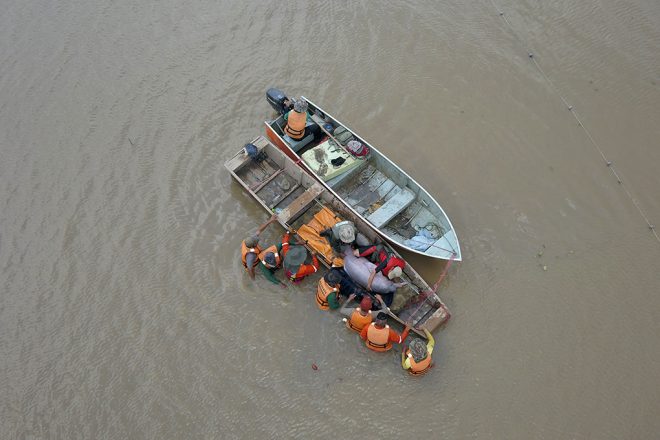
[{"xmin": 488, "ymin": 0, "xmax": 659, "ymax": 243}]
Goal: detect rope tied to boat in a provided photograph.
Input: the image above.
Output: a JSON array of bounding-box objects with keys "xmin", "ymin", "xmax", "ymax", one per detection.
[
  {"xmin": 405, "ymin": 253, "xmax": 456, "ymax": 324},
  {"xmin": 489, "ymin": 0, "xmax": 660, "ymax": 244}
]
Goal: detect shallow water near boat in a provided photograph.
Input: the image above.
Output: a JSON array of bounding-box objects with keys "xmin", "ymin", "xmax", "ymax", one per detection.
[{"xmin": 1, "ymin": 0, "xmax": 660, "ymax": 438}]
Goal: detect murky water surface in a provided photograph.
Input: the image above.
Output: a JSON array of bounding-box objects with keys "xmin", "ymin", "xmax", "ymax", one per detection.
[{"xmin": 2, "ymin": 0, "xmax": 659, "ymax": 438}]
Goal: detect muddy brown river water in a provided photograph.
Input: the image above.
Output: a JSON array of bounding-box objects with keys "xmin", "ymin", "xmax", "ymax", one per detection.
[{"xmin": 2, "ymin": 0, "xmax": 660, "ymax": 438}]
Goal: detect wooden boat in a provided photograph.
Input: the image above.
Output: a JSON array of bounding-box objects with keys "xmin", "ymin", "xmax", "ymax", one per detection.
[
  {"xmin": 263, "ymin": 89, "xmax": 462, "ymax": 261},
  {"xmin": 225, "ymin": 136, "xmax": 451, "ymax": 335}
]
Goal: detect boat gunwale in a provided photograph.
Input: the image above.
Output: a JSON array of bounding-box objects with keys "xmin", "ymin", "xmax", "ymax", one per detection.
[
  {"xmin": 224, "ymin": 139, "xmax": 451, "ymax": 336},
  {"xmin": 263, "ymin": 97, "xmax": 462, "ymax": 261}
]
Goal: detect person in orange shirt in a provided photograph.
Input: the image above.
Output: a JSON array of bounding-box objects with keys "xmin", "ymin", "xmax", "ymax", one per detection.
[
  {"xmin": 280, "ymin": 231, "xmax": 319, "ymax": 283},
  {"xmin": 360, "ymin": 312, "xmax": 411, "ymax": 352}
]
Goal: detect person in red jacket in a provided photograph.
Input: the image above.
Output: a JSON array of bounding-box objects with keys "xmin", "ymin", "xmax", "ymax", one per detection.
[
  {"xmin": 356, "ymin": 245, "xmax": 405, "ymax": 285},
  {"xmin": 281, "ymin": 231, "xmax": 319, "ymax": 283}
]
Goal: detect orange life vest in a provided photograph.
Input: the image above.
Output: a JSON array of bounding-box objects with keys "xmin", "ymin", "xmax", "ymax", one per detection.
[
  {"xmin": 365, "ymin": 323, "xmax": 392, "ymax": 352},
  {"xmin": 316, "ymin": 277, "xmax": 339, "ymax": 310},
  {"xmin": 346, "ymin": 308, "xmax": 373, "ymax": 333},
  {"xmin": 241, "ymin": 241, "xmax": 262, "ymax": 270},
  {"xmin": 258, "ymin": 245, "xmax": 281, "ymax": 269},
  {"xmin": 284, "ymin": 111, "xmax": 306, "ymax": 140},
  {"xmin": 406, "ymin": 350, "xmax": 432, "ymax": 376}
]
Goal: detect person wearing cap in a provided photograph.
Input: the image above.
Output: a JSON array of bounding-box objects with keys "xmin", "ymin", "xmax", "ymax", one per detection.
[
  {"xmin": 241, "ymin": 214, "xmax": 278, "ymax": 280},
  {"xmin": 315, "ymin": 269, "xmax": 343, "ymax": 310},
  {"xmin": 402, "ymin": 329, "xmax": 435, "ymax": 376},
  {"xmin": 342, "ymin": 295, "xmax": 374, "ymax": 333},
  {"xmin": 320, "ymin": 220, "xmax": 357, "ymax": 254},
  {"xmin": 360, "ymin": 312, "xmax": 411, "ymax": 352},
  {"xmin": 283, "ymin": 98, "xmax": 319, "ymax": 141},
  {"xmin": 281, "ymin": 232, "xmax": 319, "ymax": 283},
  {"xmin": 256, "ymin": 229, "xmax": 291, "ymax": 289}
]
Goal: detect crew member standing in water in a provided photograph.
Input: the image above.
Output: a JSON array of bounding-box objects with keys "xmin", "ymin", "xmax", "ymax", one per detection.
[{"xmin": 241, "ymin": 214, "xmax": 278, "ymax": 280}]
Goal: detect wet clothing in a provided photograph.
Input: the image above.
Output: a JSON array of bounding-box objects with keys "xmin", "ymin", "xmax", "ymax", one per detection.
[{"xmin": 360, "ymin": 323, "xmax": 410, "ymax": 352}]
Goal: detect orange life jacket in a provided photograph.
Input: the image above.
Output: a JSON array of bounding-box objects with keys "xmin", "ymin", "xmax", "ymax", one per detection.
[
  {"xmin": 284, "ymin": 111, "xmax": 306, "ymax": 140},
  {"xmin": 241, "ymin": 241, "xmax": 261, "ymax": 270},
  {"xmin": 346, "ymin": 308, "xmax": 372, "ymax": 333},
  {"xmin": 365, "ymin": 323, "xmax": 392, "ymax": 352},
  {"xmin": 316, "ymin": 277, "xmax": 339, "ymax": 310},
  {"xmin": 406, "ymin": 350, "xmax": 432, "ymax": 376},
  {"xmin": 258, "ymin": 245, "xmax": 281, "ymax": 269}
]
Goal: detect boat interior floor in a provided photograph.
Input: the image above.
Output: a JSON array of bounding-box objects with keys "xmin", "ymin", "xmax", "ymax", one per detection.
[
  {"xmin": 333, "ymin": 164, "xmax": 418, "ymax": 231},
  {"xmin": 235, "ymin": 155, "xmax": 305, "ymax": 211}
]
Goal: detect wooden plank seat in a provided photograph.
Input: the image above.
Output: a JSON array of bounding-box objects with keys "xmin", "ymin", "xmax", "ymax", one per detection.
[
  {"xmin": 366, "ymin": 188, "xmax": 415, "ymax": 229},
  {"xmin": 277, "ymin": 182, "xmax": 325, "ymax": 224}
]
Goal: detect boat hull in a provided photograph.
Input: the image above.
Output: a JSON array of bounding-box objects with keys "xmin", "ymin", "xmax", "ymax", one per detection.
[
  {"xmin": 264, "ymin": 96, "xmax": 461, "ymax": 261},
  {"xmin": 225, "ymin": 136, "xmax": 451, "ymax": 334}
]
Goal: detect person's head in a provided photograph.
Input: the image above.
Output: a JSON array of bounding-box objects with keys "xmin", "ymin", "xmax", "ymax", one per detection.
[
  {"xmin": 409, "ymin": 338, "xmax": 428, "ymax": 362},
  {"xmin": 283, "ymin": 245, "xmax": 307, "ymax": 274},
  {"xmin": 324, "ymin": 269, "xmax": 341, "ymax": 286},
  {"xmin": 263, "ymin": 252, "xmax": 277, "ymax": 268},
  {"xmin": 359, "ymin": 296, "xmax": 372, "ymax": 313},
  {"xmin": 333, "ymin": 221, "xmax": 355, "ymax": 244},
  {"xmin": 375, "ymin": 312, "xmax": 388, "ymax": 327},
  {"xmin": 293, "ymin": 98, "xmax": 308, "ymax": 113},
  {"xmin": 244, "ymin": 235, "xmax": 259, "ymax": 249},
  {"xmin": 387, "ymin": 266, "xmax": 403, "ymax": 280}
]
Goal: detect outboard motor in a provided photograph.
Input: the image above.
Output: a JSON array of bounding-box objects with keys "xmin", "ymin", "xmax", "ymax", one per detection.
[{"xmin": 266, "ymin": 88, "xmax": 289, "ymax": 115}]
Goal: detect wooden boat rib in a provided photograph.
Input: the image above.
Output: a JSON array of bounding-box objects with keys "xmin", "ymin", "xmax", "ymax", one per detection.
[
  {"xmin": 263, "ymin": 93, "xmax": 461, "ymax": 261},
  {"xmin": 225, "ymin": 136, "xmax": 451, "ymax": 335}
]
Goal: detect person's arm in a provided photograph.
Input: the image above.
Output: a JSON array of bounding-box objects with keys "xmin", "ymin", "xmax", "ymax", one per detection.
[
  {"xmin": 375, "ymin": 294, "xmax": 388, "ymax": 311},
  {"xmin": 424, "ymin": 329, "xmax": 435, "ymax": 355},
  {"xmin": 360, "ymin": 324, "xmax": 369, "ymax": 341},
  {"xmin": 260, "ymin": 264, "xmax": 286, "ymax": 288},
  {"xmin": 259, "ymin": 264, "xmax": 280, "ymax": 284},
  {"xmin": 327, "ymin": 292, "xmax": 341, "ymax": 310},
  {"xmin": 339, "ymin": 293, "xmax": 356, "ymax": 317},
  {"xmin": 367, "ymin": 258, "xmax": 387, "ymax": 291},
  {"xmin": 256, "ymin": 214, "xmax": 278, "ymax": 236},
  {"xmin": 297, "ymin": 256, "xmax": 320, "ymax": 278},
  {"xmin": 402, "ymin": 351, "xmax": 412, "ymax": 370},
  {"xmin": 366, "ymin": 271, "xmax": 376, "ymax": 291},
  {"xmin": 280, "ymin": 232, "xmax": 290, "ymax": 255},
  {"xmin": 357, "ymin": 245, "xmax": 377, "ymax": 258},
  {"xmin": 374, "ymin": 258, "xmax": 387, "ymax": 273},
  {"xmin": 390, "ymin": 325, "xmax": 411, "ymax": 344}
]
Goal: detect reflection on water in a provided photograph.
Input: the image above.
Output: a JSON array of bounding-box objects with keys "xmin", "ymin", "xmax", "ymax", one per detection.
[{"xmin": 1, "ymin": 0, "xmax": 659, "ymax": 438}]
